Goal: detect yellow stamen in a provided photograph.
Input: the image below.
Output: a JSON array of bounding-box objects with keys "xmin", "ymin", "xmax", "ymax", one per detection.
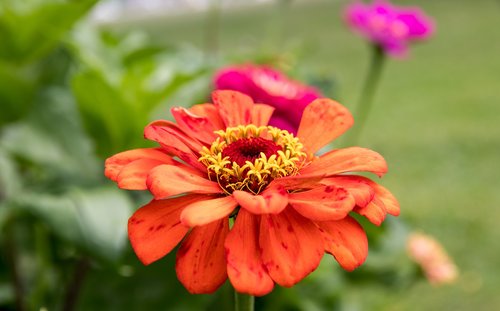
[{"xmin": 199, "ymin": 125, "xmax": 308, "ymax": 194}]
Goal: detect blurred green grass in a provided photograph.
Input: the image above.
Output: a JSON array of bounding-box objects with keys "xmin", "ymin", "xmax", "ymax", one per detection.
[{"xmin": 110, "ymin": 0, "xmax": 500, "ymax": 310}]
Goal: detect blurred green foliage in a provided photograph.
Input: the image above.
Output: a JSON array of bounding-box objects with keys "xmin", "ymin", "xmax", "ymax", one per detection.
[
  {"xmin": 0, "ymin": 0, "xmax": 213, "ymax": 310},
  {"xmin": 2, "ymin": 0, "xmax": 491, "ymax": 310}
]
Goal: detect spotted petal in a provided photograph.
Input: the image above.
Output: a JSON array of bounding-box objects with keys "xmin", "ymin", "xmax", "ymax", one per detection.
[
  {"xmin": 299, "ymin": 147, "xmax": 388, "ymax": 178},
  {"xmin": 115, "ymin": 158, "xmax": 166, "ymax": 190},
  {"xmin": 171, "ymin": 107, "xmax": 218, "ymax": 144},
  {"xmin": 318, "ymin": 216, "xmax": 368, "ymax": 271},
  {"xmin": 251, "ymin": 104, "xmax": 275, "ymax": 126},
  {"xmin": 289, "ymin": 186, "xmax": 356, "ymax": 221},
  {"xmin": 128, "ymin": 195, "xmax": 205, "ymax": 265},
  {"xmin": 232, "ymin": 186, "xmax": 288, "ymax": 215},
  {"xmin": 189, "ymin": 103, "xmax": 226, "ymax": 130},
  {"xmin": 297, "ymin": 98, "xmax": 354, "ymax": 154},
  {"xmin": 320, "ymin": 176, "xmax": 376, "ymax": 207},
  {"xmin": 147, "ymin": 165, "xmax": 222, "ymax": 199},
  {"xmin": 212, "ymin": 90, "xmax": 253, "ymax": 127},
  {"xmin": 225, "ymin": 210, "xmax": 274, "ymax": 296},
  {"xmin": 181, "ymin": 196, "xmax": 238, "ymax": 227},
  {"xmin": 105, "ymin": 148, "xmax": 174, "ymax": 189},
  {"xmin": 176, "ymin": 218, "xmax": 229, "ymax": 294},
  {"xmin": 260, "ymin": 208, "xmax": 324, "ymax": 287},
  {"xmin": 144, "ymin": 120, "xmax": 206, "ymax": 171},
  {"xmin": 354, "ymin": 180, "xmax": 400, "ymax": 225}
]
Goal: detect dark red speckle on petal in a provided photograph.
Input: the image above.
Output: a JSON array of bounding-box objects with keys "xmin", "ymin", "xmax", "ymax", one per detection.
[
  {"xmin": 129, "ymin": 217, "xmax": 144, "ymax": 225},
  {"xmin": 155, "ymin": 224, "xmax": 166, "ymax": 231}
]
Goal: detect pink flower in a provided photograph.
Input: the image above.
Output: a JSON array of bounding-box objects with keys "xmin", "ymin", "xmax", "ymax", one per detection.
[
  {"xmin": 214, "ymin": 65, "xmax": 321, "ymax": 134},
  {"xmin": 407, "ymin": 232, "xmax": 458, "ymax": 285},
  {"xmin": 344, "ymin": 0, "xmax": 434, "ymax": 57}
]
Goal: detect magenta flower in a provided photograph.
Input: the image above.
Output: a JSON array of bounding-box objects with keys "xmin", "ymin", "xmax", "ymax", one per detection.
[
  {"xmin": 214, "ymin": 64, "xmax": 321, "ymax": 134},
  {"xmin": 344, "ymin": 0, "xmax": 434, "ymax": 57}
]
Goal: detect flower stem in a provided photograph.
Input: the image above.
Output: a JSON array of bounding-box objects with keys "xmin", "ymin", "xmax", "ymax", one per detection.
[
  {"xmin": 62, "ymin": 257, "xmax": 91, "ymax": 311},
  {"xmin": 203, "ymin": 0, "xmax": 221, "ymax": 61},
  {"xmin": 234, "ymin": 291, "xmax": 254, "ymax": 311},
  {"xmin": 4, "ymin": 220, "xmax": 26, "ymax": 311},
  {"xmin": 345, "ymin": 44, "xmax": 386, "ymax": 145}
]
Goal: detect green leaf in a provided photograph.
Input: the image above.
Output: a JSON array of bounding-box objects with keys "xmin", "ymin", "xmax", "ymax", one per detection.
[
  {"xmin": 0, "ymin": 62, "xmax": 37, "ymax": 126},
  {"xmin": 0, "ymin": 0, "xmax": 98, "ymax": 63},
  {"xmin": 0, "ymin": 149, "xmax": 20, "ymax": 201},
  {"xmin": 70, "ymin": 187, "xmax": 133, "ymax": 262},
  {"xmin": 69, "ymin": 29, "xmax": 208, "ymax": 157},
  {"xmin": 12, "ymin": 187, "xmax": 133, "ymax": 262},
  {"xmin": 0, "ymin": 88, "xmax": 99, "ymax": 181},
  {"xmin": 71, "ymin": 68, "xmax": 147, "ymax": 157}
]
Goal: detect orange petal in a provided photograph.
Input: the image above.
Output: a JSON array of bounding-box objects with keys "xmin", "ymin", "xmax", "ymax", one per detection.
[
  {"xmin": 176, "ymin": 218, "xmax": 229, "ymax": 294},
  {"xmin": 232, "ymin": 186, "xmax": 288, "ymax": 215},
  {"xmin": 189, "ymin": 103, "xmax": 225, "ymax": 130},
  {"xmin": 147, "ymin": 165, "xmax": 222, "ymax": 199},
  {"xmin": 251, "ymin": 104, "xmax": 275, "ymax": 126},
  {"xmin": 269, "ymin": 174, "xmax": 324, "ymax": 190},
  {"xmin": 116, "ymin": 158, "xmax": 166, "ymax": 190},
  {"xmin": 212, "ymin": 90, "xmax": 253, "ymax": 127},
  {"xmin": 128, "ymin": 195, "xmax": 205, "ymax": 265},
  {"xmin": 259, "ymin": 208, "xmax": 324, "ymax": 287},
  {"xmin": 320, "ymin": 176, "xmax": 375, "ymax": 207},
  {"xmin": 322, "ymin": 175, "xmax": 398, "ymax": 225},
  {"xmin": 105, "ymin": 148, "xmax": 173, "ymax": 182},
  {"xmin": 297, "ymin": 98, "xmax": 353, "ymax": 154},
  {"xmin": 299, "ymin": 147, "xmax": 388, "ymax": 178},
  {"xmin": 225, "ymin": 210, "xmax": 274, "ymax": 296},
  {"xmin": 180, "ymin": 196, "xmax": 238, "ymax": 227},
  {"xmin": 171, "ymin": 107, "xmax": 218, "ymax": 144},
  {"xmin": 289, "ymin": 186, "xmax": 355, "ymax": 221},
  {"xmin": 372, "ymin": 183, "xmax": 400, "ymax": 216},
  {"xmin": 318, "ymin": 216, "xmax": 368, "ymax": 271},
  {"xmin": 354, "ymin": 197, "xmax": 387, "ymax": 226},
  {"xmin": 144, "ymin": 120, "xmax": 206, "ymax": 171}
]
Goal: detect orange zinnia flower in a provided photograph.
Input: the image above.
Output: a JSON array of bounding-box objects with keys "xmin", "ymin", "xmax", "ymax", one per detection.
[{"xmin": 105, "ymin": 90, "xmax": 399, "ymax": 296}]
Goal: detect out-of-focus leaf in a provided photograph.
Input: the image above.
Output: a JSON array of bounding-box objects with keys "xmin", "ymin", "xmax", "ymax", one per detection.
[
  {"xmin": 0, "ymin": 88, "xmax": 99, "ymax": 181},
  {"xmin": 0, "ymin": 0, "xmax": 98, "ymax": 63},
  {"xmin": 70, "ymin": 187, "xmax": 132, "ymax": 262},
  {"xmin": 0, "ymin": 283, "xmax": 13, "ymax": 305},
  {"xmin": 12, "ymin": 187, "xmax": 133, "ymax": 262},
  {"xmin": 0, "ymin": 62, "xmax": 37, "ymax": 126},
  {"xmin": 79, "ymin": 250, "xmax": 221, "ymax": 311},
  {"xmin": 69, "ymin": 28, "xmax": 209, "ymax": 157},
  {"xmin": 71, "ymin": 68, "xmax": 147, "ymax": 157},
  {"xmin": 0, "ymin": 149, "xmax": 20, "ymax": 201}
]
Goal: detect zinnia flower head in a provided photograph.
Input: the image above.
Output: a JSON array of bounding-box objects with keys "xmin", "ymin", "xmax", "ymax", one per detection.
[
  {"xmin": 214, "ymin": 65, "xmax": 321, "ymax": 134},
  {"xmin": 407, "ymin": 232, "xmax": 459, "ymax": 285},
  {"xmin": 105, "ymin": 90, "xmax": 399, "ymax": 296},
  {"xmin": 344, "ymin": 0, "xmax": 434, "ymax": 57}
]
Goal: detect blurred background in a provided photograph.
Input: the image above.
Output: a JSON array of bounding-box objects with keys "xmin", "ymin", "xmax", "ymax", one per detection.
[{"xmin": 0, "ymin": 0, "xmax": 499, "ymax": 310}]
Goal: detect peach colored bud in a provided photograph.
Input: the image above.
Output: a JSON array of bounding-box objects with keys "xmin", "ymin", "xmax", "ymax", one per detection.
[{"xmin": 407, "ymin": 232, "xmax": 458, "ymax": 285}]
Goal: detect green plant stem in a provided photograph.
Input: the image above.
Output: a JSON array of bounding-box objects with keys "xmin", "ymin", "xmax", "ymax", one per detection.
[
  {"xmin": 62, "ymin": 257, "xmax": 91, "ymax": 311},
  {"xmin": 29, "ymin": 224, "xmax": 52, "ymax": 309},
  {"xmin": 204, "ymin": 0, "xmax": 221, "ymax": 61},
  {"xmin": 234, "ymin": 291, "xmax": 254, "ymax": 311},
  {"xmin": 4, "ymin": 221, "xmax": 26, "ymax": 311},
  {"xmin": 345, "ymin": 44, "xmax": 386, "ymax": 145}
]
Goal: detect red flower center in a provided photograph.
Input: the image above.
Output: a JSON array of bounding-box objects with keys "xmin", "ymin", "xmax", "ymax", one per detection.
[{"xmin": 222, "ymin": 137, "xmax": 281, "ymax": 166}]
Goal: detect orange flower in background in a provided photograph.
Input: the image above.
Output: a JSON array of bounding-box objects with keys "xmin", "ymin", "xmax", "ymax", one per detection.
[
  {"xmin": 105, "ymin": 90, "xmax": 399, "ymax": 296},
  {"xmin": 407, "ymin": 232, "xmax": 458, "ymax": 285}
]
